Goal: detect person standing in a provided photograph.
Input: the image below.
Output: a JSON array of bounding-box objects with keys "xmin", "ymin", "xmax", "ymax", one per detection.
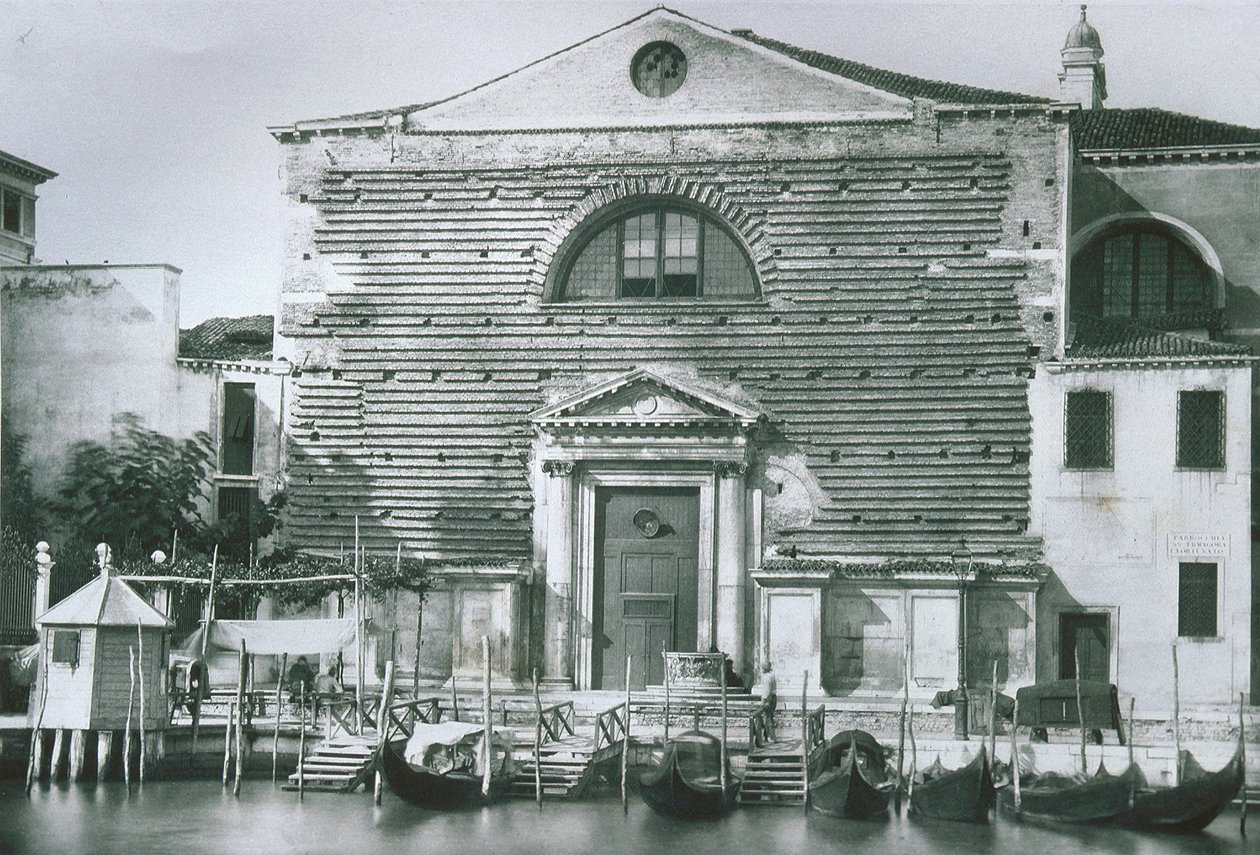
[{"xmin": 755, "ymin": 660, "xmax": 778, "ymax": 738}]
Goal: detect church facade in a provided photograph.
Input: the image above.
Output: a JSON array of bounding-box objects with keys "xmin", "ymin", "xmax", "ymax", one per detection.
[{"xmin": 268, "ymin": 9, "xmax": 1256, "ymax": 707}]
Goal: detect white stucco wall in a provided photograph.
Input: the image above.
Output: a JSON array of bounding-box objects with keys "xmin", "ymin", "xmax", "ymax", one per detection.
[{"xmin": 1029, "ymin": 361, "xmax": 1252, "ymax": 707}]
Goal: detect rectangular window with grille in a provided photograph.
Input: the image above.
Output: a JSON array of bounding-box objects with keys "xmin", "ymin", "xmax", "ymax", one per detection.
[
  {"xmin": 1064, "ymin": 390, "xmax": 1112, "ymax": 469},
  {"xmin": 1176, "ymin": 390, "xmax": 1224, "ymax": 469},
  {"xmin": 1178, "ymin": 562, "xmax": 1218, "ymax": 638}
]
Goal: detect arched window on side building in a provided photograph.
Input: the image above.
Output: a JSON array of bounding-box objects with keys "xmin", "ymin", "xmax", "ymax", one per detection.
[{"xmin": 1070, "ymin": 224, "xmax": 1213, "ymax": 325}]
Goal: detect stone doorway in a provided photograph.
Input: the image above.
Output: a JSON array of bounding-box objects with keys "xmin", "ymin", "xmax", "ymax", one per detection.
[{"xmin": 592, "ymin": 487, "xmax": 700, "ymax": 690}]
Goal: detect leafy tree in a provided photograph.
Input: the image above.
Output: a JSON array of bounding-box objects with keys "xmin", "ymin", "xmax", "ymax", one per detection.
[{"xmin": 55, "ymin": 414, "xmax": 215, "ymax": 560}]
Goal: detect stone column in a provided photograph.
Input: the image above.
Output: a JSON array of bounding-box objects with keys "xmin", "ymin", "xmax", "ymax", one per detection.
[
  {"xmin": 714, "ymin": 462, "xmax": 748, "ymax": 674},
  {"xmin": 541, "ymin": 460, "xmax": 575, "ymax": 687},
  {"xmin": 33, "ymin": 542, "xmax": 53, "ymax": 626}
]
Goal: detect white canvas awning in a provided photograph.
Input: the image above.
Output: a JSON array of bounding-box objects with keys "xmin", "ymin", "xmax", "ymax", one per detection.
[{"xmin": 178, "ymin": 618, "xmax": 358, "ymax": 655}]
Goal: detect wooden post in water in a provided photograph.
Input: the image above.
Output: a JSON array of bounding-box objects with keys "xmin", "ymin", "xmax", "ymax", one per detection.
[
  {"xmin": 720, "ymin": 658, "xmax": 728, "ymax": 795},
  {"xmin": 895, "ymin": 659, "xmax": 907, "ymax": 814},
  {"xmin": 354, "ymin": 519, "xmax": 365, "ymax": 735},
  {"xmin": 374, "ymin": 660, "xmax": 395, "ymax": 805},
  {"xmin": 1172, "ymin": 641, "xmax": 1182, "ymax": 785},
  {"xmin": 137, "ymin": 623, "xmax": 146, "ymax": 784},
  {"xmin": 96, "ymin": 731, "xmax": 113, "ymax": 784},
  {"xmin": 989, "ymin": 660, "xmax": 998, "ymax": 764},
  {"xmin": 481, "ymin": 636, "xmax": 492, "ymax": 799},
  {"xmin": 801, "ymin": 671, "xmax": 809, "ymax": 814},
  {"xmin": 26, "ymin": 654, "xmax": 49, "ymax": 794},
  {"xmin": 621, "ymin": 654, "xmax": 631, "ymax": 815},
  {"xmin": 661, "ymin": 643, "xmax": 670, "ymax": 744},
  {"xmin": 1240, "ymin": 692, "xmax": 1248, "ymax": 838},
  {"xmin": 1074, "ymin": 647, "xmax": 1087, "ymax": 775},
  {"xmin": 273, "ymin": 652, "xmax": 287, "ymax": 783},
  {"xmin": 201, "ymin": 546, "xmax": 219, "ymax": 658},
  {"xmin": 450, "ymin": 676, "xmax": 459, "ymax": 722},
  {"xmin": 1127, "ymin": 697, "xmax": 1135, "ymax": 769},
  {"xmin": 51, "ymin": 728, "xmax": 66, "ymax": 782},
  {"xmin": 125, "ymin": 646, "xmax": 136, "ymax": 791},
  {"xmin": 1010, "ymin": 694, "xmax": 1021, "ymax": 817},
  {"xmin": 234, "ymin": 642, "xmax": 248, "ymax": 797},
  {"xmin": 297, "ymin": 684, "xmax": 306, "ymax": 800},
  {"xmin": 532, "ymin": 668, "xmax": 542, "ymax": 808},
  {"xmin": 222, "ymin": 701, "xmax": 234, "ymax": 787},
  {"xmin": 68, "ymin": 730, "xmax": 85, "ymax": 782}
]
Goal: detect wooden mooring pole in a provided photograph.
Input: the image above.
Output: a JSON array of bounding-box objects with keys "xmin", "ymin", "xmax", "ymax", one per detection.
[
  {"xmin": 97, "ymin": 731, "xmax": 113, "ymax": 784},
  {"xmin": 481, "ymin": 636, "xmax": 492, "ymax": 799},
  {"xmin": 125, "ymin": 646, "xmax": 136, "ymax": 791},
  {"xmin": 273, "ymin": 652, "xmax": 287, "ymax": 783},
  {"xmin": 450, "ymin": 676, "xmax": 459, "ymax": 722},
  {"xmin": 137, "ymin": 623, "xmax": 146, "ymax": 785},
  {"xmin": 69, "ymin": 730, "xmax": 85, "ymax": 782},
  {"xmin": 1127, "ymin": 697, "xmax": 1135, "ymax": 769},
  {"xmin": 234, "ymin": 642, "xmax": 248, "ymax": 797},
  {"xmin": 621, "ymin": 654, "xmax": 631, "ymax": 815},
  {"xmin": 532, "ymin": 668, "xmax": 542, "ymax": 809},
  {"xmin": 51, "ymin": 728, "xmax": 66, "ymax": 783},
  {"xmin": 1074, "ymin": 647, "xmax": 1087, "ymax": 775},
  {"xmin": 1172, "ymin": 641, "xmax": 1182, "ymax": 785},
  {"xmin": 26, "ymin": 654, "xmax": 49, "ymax": 794},
  {"xmin": 1010, "ymin": 695, "xmax": 1021, "ymax": 817},
  {"xmin": 222, "ymin": 701, "xmax": 234, "ymax": 788},
  {"xmin": 895, "ymin": 662, "xmax": 907, "ymax": 814},
  {"xmin": 298, "ymin": 684, "xmax": 306, "ymax": 801},
  {"xmin": 719, "ymin": 658, "xmax": 728, "ymax": 796},
  {"xmin": 374, "ymin": 660, "xmax": 395, "ymax": 805},
  {"xmin": 661, "ymin": 643, "xmax": 670, "ymax": 744},
  {"xmin": 989, "ymin": 660, "xmax": 998, "ymax": 764}
]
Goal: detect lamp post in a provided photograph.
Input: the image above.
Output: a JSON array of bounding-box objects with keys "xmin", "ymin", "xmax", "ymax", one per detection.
[{"xmin": 950, "ymin": 539, "xmax": 973, "ymax": 741}]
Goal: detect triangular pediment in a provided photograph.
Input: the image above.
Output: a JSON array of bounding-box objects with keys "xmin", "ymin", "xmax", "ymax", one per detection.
[
  {"xmin": 404, "ymin": 9, "xmax": 912, "ymax": 132},
  {"xmin": 531, "ymin": 368, "xmax": 761, "ymax": 427}
]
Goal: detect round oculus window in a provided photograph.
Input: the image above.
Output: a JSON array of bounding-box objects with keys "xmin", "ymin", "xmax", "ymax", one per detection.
[{"xmin": 631, "ymin": 41, "xmax": 687, "ymax": 98}]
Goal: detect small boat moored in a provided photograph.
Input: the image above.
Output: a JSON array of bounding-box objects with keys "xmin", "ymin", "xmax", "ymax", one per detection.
[
  {"xmin": 808, "ymin": 730, "xmax": 894, "ymax": 820},
  {"xmin": 638, "ymin": 730, "xmax": 739, "ymax": 819},
  {"xmin": 381, "ymin": 720, "xmax": 516, "ymax": 809},
  {"xmin": 998, "ymin": 762, "xmax": 1145, "ymax": 825},
  {"xmin": 1119, "ymin": 748, "xmax": 1244, "ymax": 833},
  {"xmin": 909, "ymin": 747, "xmax": 995, "ymax": 824}
]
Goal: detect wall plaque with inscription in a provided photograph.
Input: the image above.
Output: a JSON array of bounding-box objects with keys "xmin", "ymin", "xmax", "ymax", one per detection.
[{"xmin": 1167, "ymin": 533, "xmax": 1229, "ymax": 558}]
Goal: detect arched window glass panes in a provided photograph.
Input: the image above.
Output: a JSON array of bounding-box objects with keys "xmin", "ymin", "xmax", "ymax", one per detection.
[
  {"xmin": 557, "ymin": 207, "xmax": 758, "ymax": 302},
  {"xmin": 1071, "ymin": 227, "xmax": 1211, "ymax": 322}
]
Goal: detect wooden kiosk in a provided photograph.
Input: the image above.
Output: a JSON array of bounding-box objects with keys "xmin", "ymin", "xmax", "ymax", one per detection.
[{"xmin": 29, "ymin": 563, "xmax": 173, "ymax": 782}]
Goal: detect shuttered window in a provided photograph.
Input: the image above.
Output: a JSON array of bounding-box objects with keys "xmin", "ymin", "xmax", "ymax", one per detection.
[{"xmin": 51, "ymin": 629, "xmax": 80, "ymax": 666}]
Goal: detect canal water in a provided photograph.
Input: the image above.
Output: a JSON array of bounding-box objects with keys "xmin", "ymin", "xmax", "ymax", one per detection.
[{"xmin": 0, "ymin": 779, "xmax": 1253, "ymax": 855}]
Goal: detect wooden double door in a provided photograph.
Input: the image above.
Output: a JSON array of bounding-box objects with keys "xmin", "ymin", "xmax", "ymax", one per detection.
[
  {"xmin": 1059, "ymin": 613, "xmax": 1110, "ymax": 683},
  {"xmin": 592, "ymin": 487, "xmax": 699, "ymax": 690}
]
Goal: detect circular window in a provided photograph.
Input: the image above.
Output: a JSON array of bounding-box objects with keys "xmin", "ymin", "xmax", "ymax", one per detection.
[{"xmin": 631, "ymin": 41, "xmax": 688, "ymax": 98}]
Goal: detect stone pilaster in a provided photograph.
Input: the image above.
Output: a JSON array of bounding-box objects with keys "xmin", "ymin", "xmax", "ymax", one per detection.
[
  {"xmin": 714, "ymin": 462, "xmax": 748, "ymax": 673},
  {"xmin": 541, "ymin": 459, "xmax": 575, "ymax": 686}
]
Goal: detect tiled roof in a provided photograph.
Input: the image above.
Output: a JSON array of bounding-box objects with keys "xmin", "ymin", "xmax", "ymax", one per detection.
[
  {"xmin": 37, "ymin": 573, "xmax": 174, "ymax": 628},
  {"xmin": 179, "ymin": 315, "xmax": 274, "ymax": 361},
  {"xmin": 734, "ymin": 31, "xmax": 1050, "ymax": 106},
  {"xmin": 1072, "ymin": 108, "xmax": 1260, "ymax": 151},
  {"xmin": 1067, "ymin": 316, "xmax": 1251, "ymax": 360}
]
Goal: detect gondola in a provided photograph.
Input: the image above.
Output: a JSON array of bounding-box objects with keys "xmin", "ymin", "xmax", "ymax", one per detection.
[
  {"xmin": 808, "ymin": 730, "xmax": 894, "ymax": 820},
  {"xmin": 1118, "ymin": 747, "xmax": 1244, "ymax": 832},
  {"xmin": 998, "ymin": 762, "xmax": 1144, "ymax": 825},
  {"xmin": 638, "ymin": 730, "xmax": 739, "ymax": 819},
  {"xmin": 909, "ymin": 747, "xmax": 996, "ymax": 824},
  {"xmin": 381, "ymin": 720, "xmax": 515, "ymax": 809}
]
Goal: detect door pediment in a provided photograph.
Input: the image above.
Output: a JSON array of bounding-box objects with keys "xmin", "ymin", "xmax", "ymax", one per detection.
[{"xmin": 531, "ymin": 368, "xmax": 761, "ymax": 430}]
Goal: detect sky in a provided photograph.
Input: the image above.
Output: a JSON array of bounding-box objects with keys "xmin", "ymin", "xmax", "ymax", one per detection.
[{"xmin": 4, "ymin": 1, "xmax": 1260, "ymax": 326}]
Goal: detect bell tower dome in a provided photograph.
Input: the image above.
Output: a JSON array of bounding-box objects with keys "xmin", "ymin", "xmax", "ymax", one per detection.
[{"xmin": 1059, "ymin": 5, "xmax": 1107, "ymax": 109}]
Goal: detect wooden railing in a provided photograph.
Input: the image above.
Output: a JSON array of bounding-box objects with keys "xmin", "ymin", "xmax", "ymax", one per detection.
[
  {"xmin": 805, "ymin": 704, "xmax": 827, "ymax": 753},
  {"xmin": 593, "ymin": 702, "xmax": 627, "ymax": 754},
  {"xmin": 747, "ymin": 699, "xmax": 774, "ymax": 749},
  {"xmin": 381, "ymin": 697, "xmax": 444, "ymax": 743},
  {"xmin": 322, "ymin": 694, "xmax": 386, "ymax": 737},
  {"xmin": 538, "ymin": 700, "xmax": 576, "ymax": 744}
]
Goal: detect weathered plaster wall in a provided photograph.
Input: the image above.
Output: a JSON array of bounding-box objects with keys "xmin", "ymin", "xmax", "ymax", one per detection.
[
  {"xmin": 1028, "ymin": 363, "xmax": 1252, "ymax": 706},
  {"xmin": 0, "ymin": 265, "xmax": 183, "ymax": 498}
]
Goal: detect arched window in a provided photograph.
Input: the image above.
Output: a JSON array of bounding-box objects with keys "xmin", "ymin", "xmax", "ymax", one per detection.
[
  {"xmin": 1070, "ymin": 225, "xmax": 1212, "ymax": 322},
  {"xmin": 555, "ymin": 205, "xmax": 759, "ymax": 302}
]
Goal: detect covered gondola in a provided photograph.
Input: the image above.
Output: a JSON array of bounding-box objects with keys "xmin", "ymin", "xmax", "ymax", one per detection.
[
  {"xmin": 1118, "ymin": 748, "xmax": 1244, "ymax": 832},
  {"xmin": 638, "ymin": 730, "xmax": 739, "ymax": 819},
  {"xmin": 808, "ymin": 730, "xmax": 894, "ymax": 820},
  {"xmin": 909, "ymin": 747, "xmax": 995, "ymax": 824},
  {"xmin": 381, "ymin": 720, "xmax": 515, "ymax": 809},
  {"xmin": 998, "ymin": 762, "xmax": 1145, "ymax": 825}
]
